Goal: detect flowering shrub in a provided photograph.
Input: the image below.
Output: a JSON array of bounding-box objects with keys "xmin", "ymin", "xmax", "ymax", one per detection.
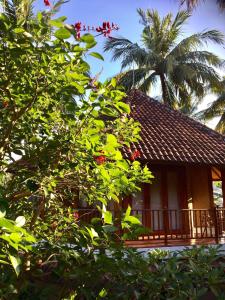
[{"xmin": 0, "ymin": 1, "xmax": 152, "ymax": 296}]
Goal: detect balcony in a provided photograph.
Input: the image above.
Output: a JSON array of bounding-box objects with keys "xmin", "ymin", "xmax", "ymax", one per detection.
[{"xmin": 75, "ymin": 208, "xmax": 225, "ymax": 248}]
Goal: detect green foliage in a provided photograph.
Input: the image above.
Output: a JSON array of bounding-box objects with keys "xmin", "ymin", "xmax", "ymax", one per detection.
[
  {"xmin": 0, "ymin": 7, "xmax": 152, "ymax": 221},
  {"xmin": 104, "ymin": 9, "xmax": 224, "ymax": 112},
  {"xmin": 0, "ymin": 212, "xmax": 35, "ymax": 276},
  {"xmin": 1, "ymin": 241, "xmax": 224, "ymax": 299}
]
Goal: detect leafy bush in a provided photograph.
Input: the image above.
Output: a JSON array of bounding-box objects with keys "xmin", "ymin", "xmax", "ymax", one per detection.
[{"xmin": 1, "ymin": 242, "xmax": 224, "ymax": 299}]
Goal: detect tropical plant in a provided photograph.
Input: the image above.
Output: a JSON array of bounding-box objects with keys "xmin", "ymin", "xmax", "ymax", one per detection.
[
  {"xmin": 181, "ymin": 0, "xmax": 225, "ymax": 11},
  {"xmin": 104, "ymin": 9, "xmax": 224, "ymax": 110},
  {"xmin": 0, "ymin": 2, "xmax": 153, "ymax": 297},
  {"xmin": 198, "ymin": 78, "xmax": 225, "ymax": 133}
]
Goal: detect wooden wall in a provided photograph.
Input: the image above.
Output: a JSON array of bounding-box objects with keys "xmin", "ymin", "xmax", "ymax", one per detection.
[{"xmin": 186, "ymin": 166, "xmax": 213, "ymax": 209}]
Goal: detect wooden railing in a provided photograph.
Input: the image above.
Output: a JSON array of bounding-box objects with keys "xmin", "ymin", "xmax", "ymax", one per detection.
[{"xmin": 75, "ymin": 208, "xmax": 225, "ymax": 244}]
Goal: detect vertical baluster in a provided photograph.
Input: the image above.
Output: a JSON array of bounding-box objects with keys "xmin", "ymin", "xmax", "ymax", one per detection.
[
  {"xmin": 175, "ymin": 210, "xmax": 178, "ymax": 239},
  {"xmin": 204, "ymin": 210, "xmax": 207, "ymax": 237},
  {"xmin": 199, "ymin": 210, "xmax": 203, "ymax": 238},
  {"xmin": 213, "ymin": 207, "xmax": 219, "ymax": 244}
]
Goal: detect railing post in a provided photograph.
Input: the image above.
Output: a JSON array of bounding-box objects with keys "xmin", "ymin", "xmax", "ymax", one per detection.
[
  {"xmin": 213, "ymin": 207, "xmax": 219, "ymax": 244},
  {"xmin": 163, "ymin": 209, "xmax": 168, "ymax": 246}
]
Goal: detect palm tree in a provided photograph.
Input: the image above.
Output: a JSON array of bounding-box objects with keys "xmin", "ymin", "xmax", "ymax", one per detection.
[
  {"xmin": 181, "ymin": 0, "xmax": 225, "ymax": 11},
  {"xmin": 198, "ymin": 79, "xmax": 225, "ymax": 133},
  {"xmin": 104, "ymin": 10, "xmax": 224, "ymax": 109},
  {"xmin": 0, "ymin": 0, "xmax": 35, "ymax": 25}
]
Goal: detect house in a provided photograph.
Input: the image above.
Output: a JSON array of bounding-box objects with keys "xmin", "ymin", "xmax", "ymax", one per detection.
[
  {"xmin": 79, "ymin": 90, "xmax": 225, "ymax": 247},
  {"xmin": 123, "ymin": 90, "xmax": 225, "ymax": 247}
]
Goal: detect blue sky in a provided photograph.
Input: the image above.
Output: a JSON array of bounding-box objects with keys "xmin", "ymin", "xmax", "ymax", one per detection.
[
  {"xmin": 35, "ymin": 0, "xmax": 225, "ymax": 82},
  {"xmin": 35, "ymin": 0, "xmax": 225, "ymax": 127}
]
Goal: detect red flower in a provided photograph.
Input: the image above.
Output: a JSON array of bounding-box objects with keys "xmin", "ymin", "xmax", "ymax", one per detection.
[
  {"xmin": 3, "ymin": 101, "xmax": 9, "ymax": 108},
  {"xmin": 74, "ymin": 22, "xmax": 82, "ymax": 31},
  {"xmin": 130, "ymin": 150, "xmax": 141, "ymax": 161},
  {"xmin": 94, "ymin": 154, "xmax": 106, "ymax": 165},
  {"xmin": 73, "ymin": 211, "xmax": 79, "ymax": 220},
  {"xmin": 44, "ymin": 0, "xmax": 51, "ymax": 6}
]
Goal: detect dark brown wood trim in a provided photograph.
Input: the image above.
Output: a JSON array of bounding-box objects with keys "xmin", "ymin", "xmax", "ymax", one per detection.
[
  {"xmin": 143, "ymin": 183, "xmax": 151, "ymax": 227},
  {"xmin": 161, "ymin": 167, "xmax": 168, "ymax": 209},
  {"xmin": 208, "ymin": 167, "xmax": 214, "ymax": 208},
  {"xmin": 122, "ymin": 194, "xmax": 132, "ymax": 209},
  {"xmin": 221, "ymin": 168, "xmax": 225, "ymax": 208}
]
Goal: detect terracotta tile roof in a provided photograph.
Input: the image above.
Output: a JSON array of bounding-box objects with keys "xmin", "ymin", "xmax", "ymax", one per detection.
[{"xmin": 123, "ymin": 90, "xmax": 225, "ymax": 165}]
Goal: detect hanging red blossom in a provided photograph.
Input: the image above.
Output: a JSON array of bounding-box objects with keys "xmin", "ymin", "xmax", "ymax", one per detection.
[
  {"xmin": 74, "ymin": 21, "xmax": 119, "ymax": 40},
  {"xmin": 44, "ymin": 0, "xmax": 51, "ymax": 6},
  {"xmin": 130, "ymin": 150, "xmax": 141, "ymax": 161}
]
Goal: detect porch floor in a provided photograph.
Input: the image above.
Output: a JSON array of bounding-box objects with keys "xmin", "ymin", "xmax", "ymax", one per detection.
[{"xmin": 126, "ymin": 237, "xmax": 225, "ymax": 248}]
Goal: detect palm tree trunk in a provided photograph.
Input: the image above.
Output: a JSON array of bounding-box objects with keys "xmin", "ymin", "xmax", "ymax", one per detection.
[{"xmin": 159, "ymin": 73, "xmax": 170, "ymax": 106}]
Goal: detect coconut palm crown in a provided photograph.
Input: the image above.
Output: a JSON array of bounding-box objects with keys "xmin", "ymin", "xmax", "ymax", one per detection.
[
  {"xmin": 104, "ymin": 10, "xmax": 224, "ymax": 110},
  {"xmin": 198, "ymin": 79, "xmax": 225, "ymax": 133},
  {"xmin": 182, "ymin": 0, "xmax": 225, "ymax": 11}
]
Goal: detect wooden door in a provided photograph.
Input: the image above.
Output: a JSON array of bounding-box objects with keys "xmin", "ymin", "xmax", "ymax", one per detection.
[{"xmin": 127, "ymin": 166, "xmax": 187, "ymax": 233}]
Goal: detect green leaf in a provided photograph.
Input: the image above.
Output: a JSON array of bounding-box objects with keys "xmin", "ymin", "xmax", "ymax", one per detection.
[
  {"xmin": 111, "ymin": 78, "xmax": 117, "ymax": 87},
  {"xmin": 86, "ymin": 227, "xmax": 99, "ymax": 240},
  {"xmin": 125, "ymin": 205, "xmax": 131, "ymax": 218},
  {"xmin": 49, "ymin": 20, "xmax": 64, "ymax": 28},
  {"xmin": 89, "ymin": 52, "xmax": 104, "ymax": 61},
  {"xmin": 15, "ymin": 216, "xmax": 26, "ymax": 227},
  {"xmin": 10, "ymin": 233, "xmax": 22, "ymax": 243},
  {"xmin": 9, "ymin": 255, "xmax": 21, "ymax": 276},
  {"xmin": 54, "ymin": 28, "xmax": 71, "ymax": 40},
  {"xmin": 14, "ymin": 28, "xmax": 25, "ymax": 34},
  {"xmin": 99, "ymin": 288, "xmax": 107, "ymax": 298},
  {"xmin": 103, "ymin": 210, "xmax": 112, "ymax": 224},
  {"xmin": 0, "ymin": 218, "xmax": 15, "ymax": 231},
  {"xmin": 124, "ymin": 215, "xmax": 141, "ymax": 225},
  {"xmin": 0, "ymin": 210, "xmax": 6, "ymax": 218},
  {"xmin": 80, "ymin": 34, "xmax": 95, "ymax": 44},
  {"xmin": 106, "ymin": 134, "xmax": 118, "ymax": 146},
  {"xmin": 102, "ymin": 225, "xmax": 117, "ymax": 233},
  {"xmin": 0, "ymin": 259, "xmax": 9, "ymax": 265},
  {"xmin": 116, "ymin": 102, "xmax": 130, "ymax": 114}
]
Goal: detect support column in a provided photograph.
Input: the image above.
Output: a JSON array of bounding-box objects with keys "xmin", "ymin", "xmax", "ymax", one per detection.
[
  {"xmin": 207, "ymin": 167, "xmax": 214, "ymax": 208},
  {"xmin": 221, "ymin": 169, "xmax": 225, "ymax": 208}
]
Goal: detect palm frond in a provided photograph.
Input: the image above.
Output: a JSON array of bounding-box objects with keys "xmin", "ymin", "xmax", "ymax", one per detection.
[
  {"xmin": 169, "ymin": 30, "xmax": 224, "ymax": 60},
  {"xmin": 177, "ymin": 51, "xmax": 222, "ymax": 67},
  {"xmin": 215, "ymin": 112, "xmax": 225, "ymax": 133},
  {"xmin": 181, "ymin": 0, "xmax": 225, "ymax": 11},
  {"xmin": 118, "ymin": 68, "xmax": 150, "ymax": 91},
  {"xmin": 199, "ymin": 92, "xmax": 225, "ymax": 120},
  {"xmin": 138, "ymin": 72, "xmax": 158, "ymax": 93}
]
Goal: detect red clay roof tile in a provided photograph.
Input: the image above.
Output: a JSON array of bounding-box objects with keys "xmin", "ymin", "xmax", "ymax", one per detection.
[{"xmin": 123, "ymin": 90, "xmax": 225, "ymax": 165}]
